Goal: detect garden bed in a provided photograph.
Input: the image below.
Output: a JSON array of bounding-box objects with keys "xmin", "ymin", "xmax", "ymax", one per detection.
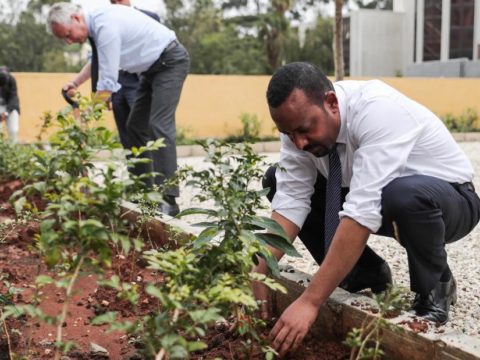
[
  {"xmin": 0, "ymin": 180, "xmax": 349, "ymax": 359},
  {"xmin": 1, "ymin": 178, "xmax": 480, "ymax": 359}
]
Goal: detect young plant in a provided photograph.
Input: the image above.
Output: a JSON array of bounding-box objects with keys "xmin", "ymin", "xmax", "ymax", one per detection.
[
  {"xmin": 344, "ymin": 285, "xmax": 409, "ymax": 360},
  {"xmin": 126, "ymin": 140, "xmax": 299, "ymax": 359},
  {"xmin": 4, "ymin": 95, "xmax": 165, "ymax": 359}
]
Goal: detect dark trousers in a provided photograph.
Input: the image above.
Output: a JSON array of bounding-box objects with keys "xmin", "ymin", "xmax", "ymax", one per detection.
[
  {"xmin": 127, "ymin": 42, "xmax": 190, "ymax": 197},
  {"xmin": 263, "ymin": 167, "xmax": 480, "ymax": 294},
  {"xmin": 111, "ymin": 71, "xmax": 139, "ymax": 150}
]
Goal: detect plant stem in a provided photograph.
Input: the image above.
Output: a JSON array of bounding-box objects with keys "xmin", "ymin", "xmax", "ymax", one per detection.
[
  {"xmin": 54, "ymin": 255, "xmax": 85, "ymax": 360},
  {"xmin": 0, "ymin": 309, "xmax": 14, "ymax": 360},
  {"xmin": 155, "ymin": 308, "xmax": 180, "ymax": 360},
  {"xmin": 355, "ymin": 320, "xmax": 379, "ymax": 360}
]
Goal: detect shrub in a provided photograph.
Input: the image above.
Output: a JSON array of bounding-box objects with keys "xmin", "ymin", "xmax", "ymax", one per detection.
[{"xmin": 442, "ymin": 108, "xmax": 480, "ymax": 132}]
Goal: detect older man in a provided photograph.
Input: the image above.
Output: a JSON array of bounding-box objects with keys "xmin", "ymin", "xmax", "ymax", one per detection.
[
  {"xmin": 48, "ymin": 2, "xmax": 189, "ymax": 215},
  {"xmin": 253, "ymin": 62, "xmax": 480, "ymax": 357}
]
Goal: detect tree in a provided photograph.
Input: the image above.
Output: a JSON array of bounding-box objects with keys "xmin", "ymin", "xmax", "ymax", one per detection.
[
  {"xmin": 334, "ymin": 0, "xmax": 344, "ymax": 80},
  {"xmin": 0, "ymin": 0, "xmax": 82, "ymax": 72}
]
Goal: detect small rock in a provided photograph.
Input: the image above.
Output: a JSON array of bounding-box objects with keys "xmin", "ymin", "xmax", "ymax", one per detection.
[
  {"xmin": 90, "ymin": 342, "xmax": 110, "ymax": 359},
  {"xmin": 101, "ymin": 300, "xmax": 110, "ymax": 307},
  {"xmin": 45, "ymin": 349, "xmax": 53, "ymax": 355},
  {"xmin": 39, "ymin": 338, "xmax": 53, "ymax": 347}
]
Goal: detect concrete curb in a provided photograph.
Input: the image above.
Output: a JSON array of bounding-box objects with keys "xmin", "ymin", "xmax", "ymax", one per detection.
[
  {"xmin": 276, "ymin": 270, "xmax": 480, "ymax": 360},
  {"xmin": 121, "ymin": 203, "xmax": 480, "ymax": 360},
  {"xmin": 176, "ymin": 133, "xmax": 480, "ymax": 157}
]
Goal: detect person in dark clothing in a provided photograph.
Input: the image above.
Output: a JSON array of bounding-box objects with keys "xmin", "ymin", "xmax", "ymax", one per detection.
[
  {"xmin": 0, "ymin": 67, "xmax": 20, "ymax": 143},
  {"xmin": 108, "ymin": 0, "xmax": 160, "ymax": 150}
]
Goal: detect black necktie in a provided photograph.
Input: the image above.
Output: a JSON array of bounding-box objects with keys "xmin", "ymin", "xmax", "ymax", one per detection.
[
  {"xmin": 324, "ymin": 145, "xmax": 342, "ymax": 254},
  {"xmin": 88, "ymin": 37, "xmax": 98, "ymax": 93}
]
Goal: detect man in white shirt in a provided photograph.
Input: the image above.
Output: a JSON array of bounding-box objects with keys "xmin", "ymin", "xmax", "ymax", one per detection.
[
  {"xmin": 47, "ymin": 2, "xmax": 189, "ymax": 216},
  {"xmin": 254, "ymin": 62, "xmax": 480, "ymax": 357}
]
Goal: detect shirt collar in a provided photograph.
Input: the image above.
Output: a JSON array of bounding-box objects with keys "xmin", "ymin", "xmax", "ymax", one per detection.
[{"xmin": 333, "ymin": 82, "xmax": 347, "ymax": 145}]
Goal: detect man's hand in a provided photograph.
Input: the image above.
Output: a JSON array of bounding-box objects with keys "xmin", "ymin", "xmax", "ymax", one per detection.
[
  {"xmin": 269, "ymin": 296, "xmax": 319, "ymax": 357},
  {"xmin": 0, "ymin": 112, "xmax": 7, "ymax": 123},
  {"xmin": 62, "ymin": 81, "xmax": 78, "ymax": 97}
]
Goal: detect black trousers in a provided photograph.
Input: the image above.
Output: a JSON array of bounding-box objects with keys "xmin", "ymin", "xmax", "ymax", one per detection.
[
  {"xmin": 263, "ymin": 167, "xmax": 480, "ymax": 294},
  {"xmin": 127, "ymin": 42, "xmax": 190, "ymax": 196},
  {"xmin": 111, "ymin": 71, "xmax": 139, "ymax": 150}
]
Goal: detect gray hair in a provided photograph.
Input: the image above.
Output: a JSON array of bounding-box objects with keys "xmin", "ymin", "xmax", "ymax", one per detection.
[{"xmin": 46, "ymin": 2, "xmax": 83, "ymax": 33}]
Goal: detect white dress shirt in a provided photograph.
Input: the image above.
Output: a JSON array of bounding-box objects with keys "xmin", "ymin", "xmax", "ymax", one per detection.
[
  {"xmin": 272, "ymin": 80, "xmax": 474, "ymax": 233},
  {"xmin": 85, "ymin": 5, "xmax": 176, "ymax": 92}
]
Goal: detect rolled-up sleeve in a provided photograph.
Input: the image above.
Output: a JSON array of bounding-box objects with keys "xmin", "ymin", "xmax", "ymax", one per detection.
[
  {"xmin": 339, "ymin": 98, "xmax": 425, "ymax": 232},
  {"xmin": 272, "ymin": 135, "xmax": 318, "ymax": 229}
]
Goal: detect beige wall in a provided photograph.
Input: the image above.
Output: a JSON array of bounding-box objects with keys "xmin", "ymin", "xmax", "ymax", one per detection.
[{"xmin": 11, "ymin": 73, "xmax": 480, "ymax": 143}]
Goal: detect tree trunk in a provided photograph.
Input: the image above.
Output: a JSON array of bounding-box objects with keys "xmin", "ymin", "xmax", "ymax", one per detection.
[{"xmin": 334, "ymin": 0, "xmax": 344, "ymax": 81}]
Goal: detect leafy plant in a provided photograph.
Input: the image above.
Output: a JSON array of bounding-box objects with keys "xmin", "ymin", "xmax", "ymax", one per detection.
[
  {"xmin": 442, "ymin": 108, "xmax": 480, "ymax": 133},
  {"xmin": 120, "ymin": 140, "xmax": 300, "ymax": 359},
  {"xmin": 3, "ymin": 95, "xmax": 165, "ymax": 359},
  {"xmin": 344, "ymin": 285, "xmax": 409, "ymax": 360}
]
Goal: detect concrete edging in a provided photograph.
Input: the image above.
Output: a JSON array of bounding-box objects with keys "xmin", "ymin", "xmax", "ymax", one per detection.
[
  {"xmin": 275, "ymin": 270, "xmax": 480, "ymax": 360},
  {"xmin": 121, "ymin": 202, "xmax": 480, "ymax": 360}
]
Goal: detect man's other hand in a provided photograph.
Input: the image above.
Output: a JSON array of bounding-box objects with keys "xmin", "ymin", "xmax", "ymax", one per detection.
[{"xmin": 269, "ymin": 296, "xmax": 318, "ymax": 357}]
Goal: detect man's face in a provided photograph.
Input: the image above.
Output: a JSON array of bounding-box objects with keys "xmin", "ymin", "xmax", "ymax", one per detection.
[
  {"xmin": 51, "ymin": 14, "xmax": 88, "ymax": 45},
  {"xmin": 110, "ymin": 0, "xmax": 131, "ymax": 5},
  {"xmin": 270, "ymin": 88, "xmax": 341, "ymax": 158}
]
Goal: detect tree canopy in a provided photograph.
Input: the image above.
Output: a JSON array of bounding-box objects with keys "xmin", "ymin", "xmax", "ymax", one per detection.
[{"xmin": 0, "ymin": 0, "xmax": 347, "ymax": 74}]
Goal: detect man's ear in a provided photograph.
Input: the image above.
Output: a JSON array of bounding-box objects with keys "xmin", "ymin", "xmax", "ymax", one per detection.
[
  {"xmin": 71, "ymin": 13, "xmax": 81, "ymax": 23},
  {"xmin": 324, "ymin": 91, "xmax": 339, "ymax": 113}
]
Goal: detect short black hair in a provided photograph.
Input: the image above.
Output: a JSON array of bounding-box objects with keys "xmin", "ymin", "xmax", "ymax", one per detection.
[
  {"xmin": 266, "ymin": 62, "xmax": 334, "ymax": 108},
  {"xmin": 0, "ymin": 72, "xmax": 8, "ymax": 87}
]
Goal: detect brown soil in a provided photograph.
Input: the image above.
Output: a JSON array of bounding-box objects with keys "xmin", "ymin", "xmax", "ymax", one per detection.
[{"xmin": 0, "ymin": 179, "xmax": 350, "ymax": 359}]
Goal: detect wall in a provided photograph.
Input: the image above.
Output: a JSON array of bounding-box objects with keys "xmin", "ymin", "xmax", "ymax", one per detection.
[
  {"xmin": 349, "ymin": 10, "xmax": 405, "ymax": 77},
  {"xmin": 11, "ymin": 73, "xmax": 480, "ymax": 143}
]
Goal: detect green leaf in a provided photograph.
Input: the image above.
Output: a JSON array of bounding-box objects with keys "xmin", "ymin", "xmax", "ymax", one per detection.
[
  {"xmin": 194, "ymin": 226, "xmax": 220, "ymax": 247},
  {"xmin": 188, "ymin": 308, "xmax": 221, "ymax": 323},
  {"xmin": 35, "ymin": 275, "xmax": 55, "ymax": 286},
  {"xmin": 178, "ymin": 208, "xmax": 218, "ymax": 217},
  {"xmin": 257, "ymin": 250, "xmax": 280, "ymax": 277},
  {"xmin": 13, "ymin": 196, "xmax": 27, "ymax": 215},
  {"xmin": 255, "ymin": 233, "xmax": 300, "ymax": 257},
  {"xmin": 246, "ymin": 216, "xmax": 290, "ymax": 239},
  {"xmin": 91, "ymin": 312, "xmax": 117, "ymax": 325},
  {"xmin": 187, "ymin": 341, "xmax": 208, "ymax": 352}
]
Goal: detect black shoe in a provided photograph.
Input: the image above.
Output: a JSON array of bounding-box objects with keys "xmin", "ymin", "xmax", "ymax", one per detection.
[
  {"xmin": 410, "ymin": 276, "xmax": 457, "ymax": 325},
  {"xmin": 340, "ymin": 261, "xmax": 392, "ymax": 294},
  {"xmin": 157, "ymin": 202, "xmax": 180, "ymax": 217}
]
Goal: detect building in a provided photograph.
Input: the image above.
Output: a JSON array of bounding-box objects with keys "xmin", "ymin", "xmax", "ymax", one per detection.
[{"xmin": 348, "ymin": 0, "xmax": 480, "ymax": 77}]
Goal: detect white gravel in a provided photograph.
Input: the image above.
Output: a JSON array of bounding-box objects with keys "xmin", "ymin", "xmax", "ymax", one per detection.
[{"xmin": 176, "ymin": 141, "xmax": 480, "ymax": 338}]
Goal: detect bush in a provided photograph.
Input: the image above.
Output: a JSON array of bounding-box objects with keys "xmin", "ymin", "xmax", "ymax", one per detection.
[{"xmin": 442, "ymin": 108, "xmax": 480, "ymax": 132}]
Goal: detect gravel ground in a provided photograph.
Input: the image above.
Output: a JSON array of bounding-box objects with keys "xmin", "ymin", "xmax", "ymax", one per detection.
[{"xmin": 176, "ymin": 141, "xmax": 480, "ymax": 338}]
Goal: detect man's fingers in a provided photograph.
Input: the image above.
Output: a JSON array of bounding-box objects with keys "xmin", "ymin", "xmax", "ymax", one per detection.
[
  {"xmin": 291, "ymin": 332, "xmax": 305, "ymax": 353},
  {"xmin": 277, "ymin": 333, "xmax": 299, "ymax": 358}
]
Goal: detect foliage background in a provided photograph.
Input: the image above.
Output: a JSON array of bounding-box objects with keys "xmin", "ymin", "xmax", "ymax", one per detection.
[{"xmin": 0, "ymin": 0, "xmax": 391, "ymax": 74}]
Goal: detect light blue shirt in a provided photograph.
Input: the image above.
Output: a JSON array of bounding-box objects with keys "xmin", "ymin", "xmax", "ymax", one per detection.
[{"xmin": 85, "ymin": 5, "xmax": 176, "ymax": 92}]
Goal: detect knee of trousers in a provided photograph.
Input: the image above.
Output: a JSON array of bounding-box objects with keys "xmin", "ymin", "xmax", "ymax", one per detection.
[
  {"xmin": 262, "ymin": 166, "xmax": 277, "ymax": 203},
  {"xmin": 381, "ymin": 177, "xmax": 439, "ymax": 221}
]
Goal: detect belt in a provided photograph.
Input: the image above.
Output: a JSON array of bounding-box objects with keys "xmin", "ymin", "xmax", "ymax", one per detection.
[{"xmin": 163, "ymin": 40, "xmax": 178, "ymax": 54}]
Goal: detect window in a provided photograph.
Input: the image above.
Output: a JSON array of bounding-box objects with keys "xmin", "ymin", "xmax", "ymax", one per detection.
[
  {"xmin": 423, "ymin": 0, "xmax": 442, "ymax": 61},
  {"xmin": 449, "ymin": 0, "xmax": 475, "ymax": 59}
]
